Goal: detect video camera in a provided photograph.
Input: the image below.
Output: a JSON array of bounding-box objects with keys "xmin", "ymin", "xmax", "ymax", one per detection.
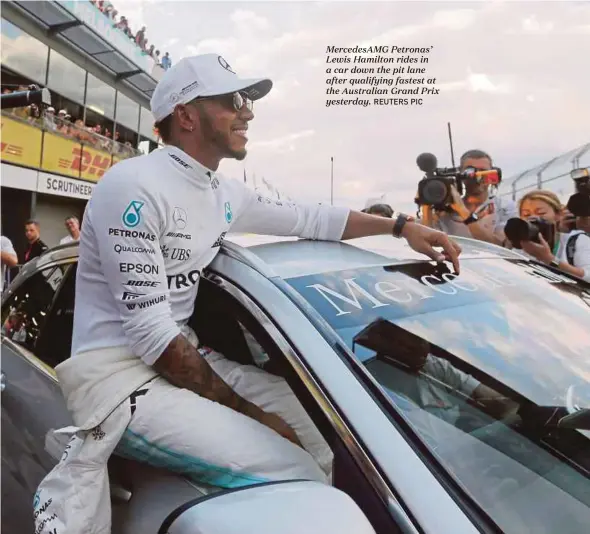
[
  {"xmin": 504, "ymin": 216, "xmax": 555, "ymax": 249},
  {"xmin": 415, "ymin": 152, "xmax": 502, "ymax": 211}
]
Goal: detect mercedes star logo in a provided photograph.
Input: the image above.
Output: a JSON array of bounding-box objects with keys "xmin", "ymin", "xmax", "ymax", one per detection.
[
  {"xmin": 218, "ymin": 56, "xmax": 235, "ymax": 74},
  {"xmin": 172, "ymin": 207, "xmax": 187, "ymax": 229}
]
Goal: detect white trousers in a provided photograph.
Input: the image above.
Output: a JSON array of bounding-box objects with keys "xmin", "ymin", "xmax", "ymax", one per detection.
[{"xmin": 114, "ymin": 349, "xmax": 333, "ymax": 488}]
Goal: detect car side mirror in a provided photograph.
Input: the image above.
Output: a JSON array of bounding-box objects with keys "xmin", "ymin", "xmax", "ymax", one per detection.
[{"xmin": 158, "ymin": 480, "xmax": 376, "ymax": 534}]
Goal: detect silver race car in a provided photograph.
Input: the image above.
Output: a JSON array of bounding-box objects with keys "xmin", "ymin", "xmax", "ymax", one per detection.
[{"xmin": 2, "ymin": 234, "xmax": 590, "ymax": 533}]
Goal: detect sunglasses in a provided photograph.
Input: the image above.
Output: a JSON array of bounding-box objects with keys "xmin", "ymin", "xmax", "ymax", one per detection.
[{"xmin": 191, "ymin": 91, "xmax": 253, "ymax": 112}]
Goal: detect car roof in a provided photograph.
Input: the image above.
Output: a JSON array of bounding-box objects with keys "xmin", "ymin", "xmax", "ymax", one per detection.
[
  {"xmin": 223, "ymin": 233, "xmax": 528, "ymax": 279},
  {"xmin": 26, "ymin": 233, "xmax": 528, "ymax": 282}
]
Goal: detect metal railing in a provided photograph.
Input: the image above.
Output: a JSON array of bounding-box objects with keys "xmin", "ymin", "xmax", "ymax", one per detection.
[{"xmin": 498, "ymin": 142, "xmax": 590, "ymax": 202}]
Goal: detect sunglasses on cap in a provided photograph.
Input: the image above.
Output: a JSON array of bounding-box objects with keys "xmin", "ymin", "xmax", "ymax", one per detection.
[{"xmin": 191, "ymin": 91, "xmax": 253, "ymax": 112}]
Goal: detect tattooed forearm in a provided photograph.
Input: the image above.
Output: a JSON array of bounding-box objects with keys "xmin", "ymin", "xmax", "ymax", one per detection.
[{"xmin": 153, "ymin": 334, "xmax": 262, "ymax": 419}]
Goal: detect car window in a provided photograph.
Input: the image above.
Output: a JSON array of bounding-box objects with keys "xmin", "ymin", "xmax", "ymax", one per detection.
[
  {"xmin": 34, "ymin": 264, "xmax": 78, "ymax": 367},
  {"xmin": 284, "ymin": 260, "xmax": 590, "ymax": 533},
  {"xmin": 1, "ymin": 265, "xmax": 69, "ymax": 354}
]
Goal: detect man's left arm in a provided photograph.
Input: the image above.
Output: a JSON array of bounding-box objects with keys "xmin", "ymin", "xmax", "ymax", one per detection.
[{"xmin": 230, "ymin": 184, "xmax": 461, "ymax": 273}]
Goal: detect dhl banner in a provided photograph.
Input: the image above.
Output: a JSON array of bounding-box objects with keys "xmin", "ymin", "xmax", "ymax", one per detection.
[
  {"xmin": 0, "ymin": 116, "xmax": 42, "ymax": 168},
  {"xmin": 40, "ymin": 134, "xmax": 114, "ymax": 182}
]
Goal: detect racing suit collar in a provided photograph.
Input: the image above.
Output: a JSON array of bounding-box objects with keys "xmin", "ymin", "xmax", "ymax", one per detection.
[{"xmin": 164, "ymin": 145, "xmax": 217, "ymax": 186}]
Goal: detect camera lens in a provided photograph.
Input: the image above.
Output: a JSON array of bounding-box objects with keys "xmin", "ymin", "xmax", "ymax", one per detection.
[
  {"xmin": 421, "ymin": 179, "xmax": 449, "ymax": 205},
  {"xmin": 504, "ymin": 218, "xmax": 539, "ymax": 248}
]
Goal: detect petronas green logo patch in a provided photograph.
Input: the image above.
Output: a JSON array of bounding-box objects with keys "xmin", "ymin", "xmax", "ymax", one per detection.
[{"xmin": 122, "ymin": 201, "xmax": 144, "ymax": 228}]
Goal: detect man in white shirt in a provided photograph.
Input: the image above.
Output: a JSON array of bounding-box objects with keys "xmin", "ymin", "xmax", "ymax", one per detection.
[
  {"xmin": 1, "ymin": 234, "xmax": 18, "ymax": 291},
  {"xmin": 59, "ymin": 216, "xmax": 80, "ymax": 245},
  {"xmin": 35, "ymin": 53, "xmax": 462, "ymax": 534}
]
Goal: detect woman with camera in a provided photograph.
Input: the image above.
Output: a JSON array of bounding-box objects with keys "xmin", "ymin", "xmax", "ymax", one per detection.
[{"xmin": 515, "ymin": 190, "xmax": 590, "ymax": 283}]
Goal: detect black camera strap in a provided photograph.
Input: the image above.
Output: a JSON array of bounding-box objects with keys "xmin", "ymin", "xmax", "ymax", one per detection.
[{"xmin": 565, "ymin": 232, "xmax": 590, "ymax": 265}]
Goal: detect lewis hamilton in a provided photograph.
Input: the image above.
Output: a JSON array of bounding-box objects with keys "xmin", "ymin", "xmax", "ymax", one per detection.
[{"xmin": 34, "ymin": 53, "xmax": 461, "ymax": 534}]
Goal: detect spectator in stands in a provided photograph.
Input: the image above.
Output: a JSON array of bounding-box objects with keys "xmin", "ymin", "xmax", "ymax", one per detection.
[
  {"xmin": 135, "ymin": 26, "xmax": 146, "ymax": 48},
  {"xmin": 44, "ymin": 106, "xmax": 57, "ymax": 131},
  {"xmin": 60, "ymin": 216, "xmax": 81, "ymax": 245},
  {"xmin": 23, "ymin": 220, "xmax": 48, "ymax": 263},
  {"xmin": 1, "ymin": 233, "xmax": 18, "ymax": 291},
  {"xmin": 161, "ymin": 51, "xmax": 172, "ymax": 70}
]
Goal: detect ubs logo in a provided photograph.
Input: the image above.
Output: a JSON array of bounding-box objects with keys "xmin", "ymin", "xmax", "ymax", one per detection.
[
  {"xmin": 173, "ymin": 207, "xmax": 187, "ymax": 229},
  {"xmin": 218, "ymin": 56, "xmax": 235, "ymax": 74}
]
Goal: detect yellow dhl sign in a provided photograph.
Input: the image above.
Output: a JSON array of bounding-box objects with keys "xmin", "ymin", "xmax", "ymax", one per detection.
[
  {"xmin": 41, "ymin": 134, "xmax": 114, "ymax": 182},
  {"xmin": 0, "ymin": 115, "xmax": 42, "ymax": 168},
  {"xmin": 1, "ymin": 115, "xmax": 119, "ymax": 182}
]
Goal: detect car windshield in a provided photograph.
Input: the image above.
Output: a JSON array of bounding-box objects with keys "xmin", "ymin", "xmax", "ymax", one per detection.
[{"xmin": 284, "ymin": 258, "xmax": 590, "ymax": 534}]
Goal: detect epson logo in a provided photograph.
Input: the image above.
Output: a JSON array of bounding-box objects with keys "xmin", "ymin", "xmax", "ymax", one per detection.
[
  {"xmin": 168, "ymin": 154, "xmax": 191, "ymax": 169},
  {"xmin": 167, "ymin": 231, "xmax": 192, "ymax": 240},
  {"xmin": 119, "ymin": 263, "xmax": 159, "ymax": 275},
  {"xmin": 109, "ymin": 228, "xmax": 156, "ymax": 241}
]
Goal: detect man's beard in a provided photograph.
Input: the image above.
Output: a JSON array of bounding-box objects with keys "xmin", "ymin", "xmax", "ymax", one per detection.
[{"xmin": 199, "ymin": 113, "xmax": 247, "ymax": 161}]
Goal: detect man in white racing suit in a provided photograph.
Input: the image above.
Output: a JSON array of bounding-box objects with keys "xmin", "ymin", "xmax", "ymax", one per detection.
[{"xmin": 34, "ymin": 53, "xmax": 461, "ymax": 534}]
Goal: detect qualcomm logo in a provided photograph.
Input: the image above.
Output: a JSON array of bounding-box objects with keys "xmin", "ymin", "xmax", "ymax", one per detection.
[{"xmin": 122, "ymin": 200, "xmax": 144, "ymax": 228}]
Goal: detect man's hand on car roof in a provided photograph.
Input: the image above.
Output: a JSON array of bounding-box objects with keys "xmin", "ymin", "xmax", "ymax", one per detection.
[{"xmin": 401, "ymin": 221, "xmax": 462, "ymax": 274}]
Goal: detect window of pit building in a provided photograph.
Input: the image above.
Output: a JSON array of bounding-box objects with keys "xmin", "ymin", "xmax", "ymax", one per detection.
[
  {"xmin": 115, "ymin": 91, "xmax": 139, "ymax": 132},
  {"xmin": 86, "ymin": 73, "xmax": 115, "ymax": 120},
  {"xmin": 1, "ymin": 18, "xmax": 48, "ymax": 85},
  {"xmin": 47, "ymin": 49, "xmax": 85, "ymax": 105},
  {"xmin": 139, "ymin": 106, "xmax": 157, "ymax": 142},
  {"xmin": 114, "ymin": 122, "xmax": 139, "ymax": 150}
]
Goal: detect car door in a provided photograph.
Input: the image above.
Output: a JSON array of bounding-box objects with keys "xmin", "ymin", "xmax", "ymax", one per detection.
[{"xmin": 1, "ymin": 261, "xmax": 77, "ymax": 533}]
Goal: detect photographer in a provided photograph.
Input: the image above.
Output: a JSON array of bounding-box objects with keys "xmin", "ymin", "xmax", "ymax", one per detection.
[
  {"xmin": 515, "ymin": 190, "xmax": 590, "ymax": 283},
  {"xmin": 421, "ymin": 149, "xmax": 517, "ymax": 247}
]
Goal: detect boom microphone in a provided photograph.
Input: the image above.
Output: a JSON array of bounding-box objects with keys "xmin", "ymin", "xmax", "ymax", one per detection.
[
  {"xmin": 1, "ymin": 86, "xmax": 51, "ymax": 110},
  {"xmin": 416, "ymin": 153, "xmax": 438, "ymax": 173}
]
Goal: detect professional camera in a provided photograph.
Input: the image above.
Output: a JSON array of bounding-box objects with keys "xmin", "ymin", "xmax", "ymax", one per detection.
[
  {"xmin": 504, "ymin": 216, "xmax": 555, "ymax": 249},
  {"xmin": 415, "ymin": 153, "xmax": 502, "ymax": 211}
]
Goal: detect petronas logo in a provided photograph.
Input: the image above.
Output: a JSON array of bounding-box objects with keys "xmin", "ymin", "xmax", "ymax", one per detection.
[
  {"xmin": 122, "ymin": 201, "xmax": 144, "ymax": 228},
  {"xmin": 224, "ymin": 201, "xmax": 233, "ymax": 223}
]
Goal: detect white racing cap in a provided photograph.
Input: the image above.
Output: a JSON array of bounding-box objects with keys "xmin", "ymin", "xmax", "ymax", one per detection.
[{"xmin": 150, "ymin": 53, "xmax": 273, "ymax": 122}]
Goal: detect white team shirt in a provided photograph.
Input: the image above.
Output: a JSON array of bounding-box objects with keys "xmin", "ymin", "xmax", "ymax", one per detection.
[
  {"xmin": 1, "ymin": 235, "xmax": 17, "ymax": 289},
  {"xmin": 60, "ymin": 235, "xmax": 76, "ymax": 245},
  {"xmin": 556, "ymin": 230, "xmax": 590, "ymax": 283},
  {"xmin": 71, "ymin": 145, "xmax": 350, "ymax": 364}
]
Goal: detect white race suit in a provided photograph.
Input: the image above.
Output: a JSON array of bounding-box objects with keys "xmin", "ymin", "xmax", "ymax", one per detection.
[{"xmin": 33, "ymin": 145, "xmax": 350, "ymax": 534}]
